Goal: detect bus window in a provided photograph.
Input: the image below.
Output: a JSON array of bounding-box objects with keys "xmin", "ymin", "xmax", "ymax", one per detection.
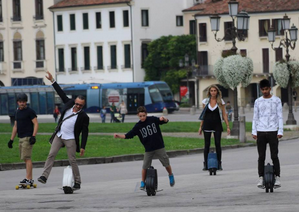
[
  {"xmin": 1, "ymin": 94, "xmax": 8, "ymax": 115},
  {"xmin": 63, "ymin": 90, "xmax": 87, "ymax": 109},
  {"xmin": 39, "ymin": 92, "xmax": 47, "ymax": 114},
  {"xmin": 47, "ymin": 92, "xmax": 55, "ymax": 114},
  {"xmin": 30, "ymin": 93, "xmax": 39, "ymax": 114},
  {"xmin": 155, "ymin": 83, "xmax": 173, "ymax": 102},
  {"xmin": 8, "ymin": 93, "xmax": 17, "ymax": 115},
  {"xmin": 149, "ymin": 86, "xmax": 163, "ymax": 103}
]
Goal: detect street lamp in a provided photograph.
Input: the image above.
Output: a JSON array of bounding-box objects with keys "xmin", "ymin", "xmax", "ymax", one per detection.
[
  {"xmin": 179, "ymin": 54, "xmax": 195, "ymax": 106},
  {"xmin": 268, "ymin": 14, "xmax": 298, "ymax": 125},
  {"xmin": 209, "ymin": 0, "xmax": 250, "ymax": 136}
]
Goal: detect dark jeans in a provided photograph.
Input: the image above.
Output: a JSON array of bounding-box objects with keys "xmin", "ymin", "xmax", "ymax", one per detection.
[
  {"xmin": 121, "ymin": 114, "xmax": 125, "ymax": 123},
  {"xmin": 110, "ymin": 113, "xmax": 115, "ymax": 123},
  {"xmin": 203, "ymin": 131, "xmax": 222, "ymax": 165},
  {"xmin": 257, "ymin": 131, "xmax": 280, "ymax": 177}
]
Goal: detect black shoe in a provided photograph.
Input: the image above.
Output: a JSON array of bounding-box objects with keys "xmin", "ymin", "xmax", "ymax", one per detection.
[
  {"xmin": 37, "ymin": 176, "xmax": 47, "ymax": 184},
  {"xmin": 202, "ymin": 162, "xmax": 207, "ymax": 171},
  {"xmin": 73, "ymin": 183, "xmax": 80, "ymax": 190},
  {"xmin": 218, "ymin": 162, "xmax": 223, "ymax": 171}
]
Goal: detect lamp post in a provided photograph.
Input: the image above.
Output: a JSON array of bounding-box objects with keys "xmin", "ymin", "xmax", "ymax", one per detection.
[
  {"xmin": 268, "ymin": 14, "xmax": 298, "ymax": 125},
  {"xmin": 179, "ymin": 54, "xmax": 195, "ymax": 106},
  {"xmin": 210, "ymin": 0, "xmax": 250, "ymax": 136}
]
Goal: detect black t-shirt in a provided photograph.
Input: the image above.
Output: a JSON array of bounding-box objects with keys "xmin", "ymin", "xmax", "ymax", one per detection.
[
  {"xmin": 15, "ymin": 107, "xmax": 37, "ymax": 138},
  {"xmin": 125, "ymin": 116, "xmax": 168, "ymax": 152}
]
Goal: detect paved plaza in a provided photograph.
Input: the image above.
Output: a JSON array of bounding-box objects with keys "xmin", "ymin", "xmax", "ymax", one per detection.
[{"xmin": 1, "ymin": 138, "xmax": 299, "ymax": 212}]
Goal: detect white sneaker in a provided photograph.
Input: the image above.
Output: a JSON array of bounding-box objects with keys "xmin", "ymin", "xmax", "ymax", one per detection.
[
  {"xmin": 257, "ymin": 176, "xmax": 264, "ymax": 188},
  {"xmin": 274, "ymin": 176, "xmax": 281, "ymax": 188}
]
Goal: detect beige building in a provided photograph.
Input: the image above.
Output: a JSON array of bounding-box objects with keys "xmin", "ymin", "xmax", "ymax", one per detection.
[
  {"xmin": 183, "ymin": 0, "xmax": 299, "ymax": 108},
  {"xmin": 0, "ymin": 0, "xmax": 57, "ymax": 87}
]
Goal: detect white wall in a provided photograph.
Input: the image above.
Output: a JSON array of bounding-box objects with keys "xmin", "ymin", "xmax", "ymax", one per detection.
[
  {"xmin": 53, "ymin": 4, "xmax": 132, "ymax": 84},
  {"xmin": 0, "ymin": 0, "xmax": 55, "ymax": 86},
  {"xmin": 131, "ymin": 0, "xmax": 194, "ymax": 82}
]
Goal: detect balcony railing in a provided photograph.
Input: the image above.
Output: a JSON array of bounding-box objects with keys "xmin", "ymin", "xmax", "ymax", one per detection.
[
  {"xmin": 107, "ymin": 65, "xmax": 118, "ymax": 70},
  {"xmin": 121, "ymin": 64, "xmax": 132, "ymax": 69},
  {"xmin": 81, "ymin": 67, "xmax": 91, "ymax": 71},
  {"xmin": 35, "ymin": 60, "xmax": 46, "ymax": 69},
  {"xmin": 12, "ymin": 61, "xmax": 23, "ymax": 70},
  {"xmin": 56, "ymin": 68, "xmax": 65, "ymax": 72},
  {"xmin": 11, "ymin": 16, "xmax": 22, "ymax": 22},
  {"xmin": 192, "ymin": 65, "xmax": 214, "ymax": 77},
  {"xmin": 33, "ymin": 15, "xmax": 44, "ymax": 20},
  {"xmin": 68, "ymin": 67, "xmax": 78, "ymax": 72},
  {"xmin": 94, "ymin": 65, "xmax": 104, "ymax": 70}
]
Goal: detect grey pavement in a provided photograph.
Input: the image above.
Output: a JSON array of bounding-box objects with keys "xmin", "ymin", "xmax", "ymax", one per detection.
[{"xmin": 0, "ymin": 138, "xmax": 299, "ymax": 212}]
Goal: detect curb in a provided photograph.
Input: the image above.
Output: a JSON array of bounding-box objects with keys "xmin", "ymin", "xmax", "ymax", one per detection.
[{"xmin": 0, "ymin": 143, "xmax": 256, "ymax": 171}]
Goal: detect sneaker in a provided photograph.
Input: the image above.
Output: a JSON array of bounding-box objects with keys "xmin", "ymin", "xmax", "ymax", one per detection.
[
  {"xmin": 140, "ymin": 181, "xmax": 145, "ymax": 190},
  {"xmin": 29, "ymin": 179, "xmax": 34, "ymax": 186},
  {"xmin": 37, "ymin": 176, "xmax": 47, "ymax": 184},
  {"xmin": 73, "ymin": 183, "xmax": 81, "ymax": 190},
  {"xmin": 257, "ymin": 176, "xmax": 264, "ymax": 188},
  {"xmin": 169, "ymin": 174, "xmax": 175, "ymax": 187},
  {"xmin": 20, "ymin": 178, "xmax": 29, "ymax": 184},
  {"xmin": 274, "ymin": 176, "xmax": 281, "ymax": 188}
]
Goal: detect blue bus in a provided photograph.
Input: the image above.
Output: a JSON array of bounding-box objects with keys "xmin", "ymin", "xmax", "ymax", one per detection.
[{"xmin": 0, "ymin": 81, "xmax": 178, "ymax": 115}]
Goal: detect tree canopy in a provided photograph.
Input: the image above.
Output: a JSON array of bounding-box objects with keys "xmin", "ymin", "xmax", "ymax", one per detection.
[{"xmin": 144, "ymin": 34, "xmax": 196, "ymax": 94}]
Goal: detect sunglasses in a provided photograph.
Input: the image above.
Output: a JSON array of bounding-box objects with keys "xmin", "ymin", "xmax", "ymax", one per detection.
[{"xmin": 75, "ymin": 103, "xmax": 84, "ymax": 107}]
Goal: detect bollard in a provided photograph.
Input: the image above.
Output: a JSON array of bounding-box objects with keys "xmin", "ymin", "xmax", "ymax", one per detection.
[
  {"xmin": 239, "ymin": 106, "xmax": 245, "ymax": 114},
  {"xmin": 239, "ymin": 115, "xmax": 246, "ymax": 143},
  {"xmin": 163, "ymin": 107, "xmax": 168, "ymax": 116},
  {"xmin": 283, "ymin": 103, "xmax": 288, "ymax": 111},
  {"xmin": 246, "ymin": 104, "xmax": 251, "ymax": 112},
  {"xmin": 190, "ymin": 105, "xmax": 196, "ymax": 115}
]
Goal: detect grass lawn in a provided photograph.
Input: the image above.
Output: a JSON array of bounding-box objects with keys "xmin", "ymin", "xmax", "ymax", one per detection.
[
  {"xmin": 0, "ymin": 134, "xmax": 245, "ymax": 164},
  {"xmin": 0, "ymin": 122, "xmax": 253, "ymax": 133}
]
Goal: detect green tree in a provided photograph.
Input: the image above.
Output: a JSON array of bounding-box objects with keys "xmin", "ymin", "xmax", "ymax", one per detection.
[{"xmin": 144, "ymin": 35, "xmax": 196, "ymax": 94}]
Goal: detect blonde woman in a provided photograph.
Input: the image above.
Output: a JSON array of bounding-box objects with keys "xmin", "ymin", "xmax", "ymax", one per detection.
[
  {"xmin": 119, "ymin": 100, "xmax": 127, "ymax": 123},
  {"xmin": 198, "ymin": 85, "xmax": 230, "ymax": 171}
]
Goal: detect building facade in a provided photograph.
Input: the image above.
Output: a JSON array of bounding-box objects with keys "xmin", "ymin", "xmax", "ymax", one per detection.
[
  {"xmin": 184, "ymin": 0, "xmax": 299, "ymax": 108},
  {"xmin": 0, "ymin": 0, "xmax": 56, "ymax": 86},
  {"xmin": 49, "ymin": 0, "xmax": 195, "ymax": 84}
]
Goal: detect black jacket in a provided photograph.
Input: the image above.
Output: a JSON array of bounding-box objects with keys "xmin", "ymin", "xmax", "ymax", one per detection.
[{"xmin": 53, "ymin": 82, "xmax": 89, "ymax": 153}]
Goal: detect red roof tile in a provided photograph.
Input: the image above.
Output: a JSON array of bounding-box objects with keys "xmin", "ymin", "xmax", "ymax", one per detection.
[
  {"xmin": 49, "ymin": 0, "xmax": 131, "ymax": 9},
  {"xmin": 184, "ymin": 0, "xmax": 299, "ymax": 16}
]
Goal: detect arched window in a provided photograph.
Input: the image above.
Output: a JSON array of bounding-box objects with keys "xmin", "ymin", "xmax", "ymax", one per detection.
[
  {"xmin": 0, "ymin": 33, "xmax": 4, "ymax": 62},
  {"xmin": 13, "ymin": 32, "xmax": 22, "ymax": 69},
  {"xmin": 36, "ymin": 30, "xmax": 45, "ymax": 68}
]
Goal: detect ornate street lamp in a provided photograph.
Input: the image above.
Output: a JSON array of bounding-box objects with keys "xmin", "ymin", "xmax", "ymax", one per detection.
[
  {"xmin": 209, "ymin": 0, "xmax": 250, "ymax": 136},
  {"xmin": 179, "ymin": 54, "xmax": 195, "ymax": 106},
  {"xmin": 268, "ymin": 14, "xmax": 298, "ymax": 125}
]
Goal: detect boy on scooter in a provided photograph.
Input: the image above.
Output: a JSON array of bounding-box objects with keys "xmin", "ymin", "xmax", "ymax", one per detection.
[{"xmin": 114, "ymin": 106, "xmax": 175, "ymax": 190}]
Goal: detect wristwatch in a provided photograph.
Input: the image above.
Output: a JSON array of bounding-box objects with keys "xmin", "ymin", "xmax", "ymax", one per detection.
[{"xmin": 51, "ymin": 78, "xmax": 55, "ymax": 83}]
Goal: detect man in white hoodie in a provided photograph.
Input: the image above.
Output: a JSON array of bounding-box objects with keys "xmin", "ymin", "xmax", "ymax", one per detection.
[{"xmin": 252, "ymin": 79, "xmax": 283, "ymax": 188}]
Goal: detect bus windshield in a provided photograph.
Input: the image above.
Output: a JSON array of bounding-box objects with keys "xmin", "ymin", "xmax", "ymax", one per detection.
[
  {"xmin": 149, "ymin": 86, "xmax": 163, "ymax": 103},
  {"xmin": 155, "ymin": 83, "xmax": 173, "ymax": 102}
]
